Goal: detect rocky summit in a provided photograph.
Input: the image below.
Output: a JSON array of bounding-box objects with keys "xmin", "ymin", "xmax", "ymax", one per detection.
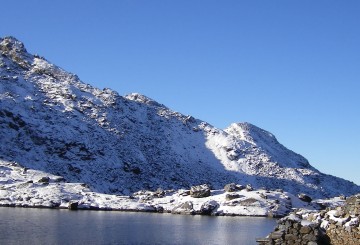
[{"xmin": 1, "ymin": 36, "xmax": 359, "ymax": 198}]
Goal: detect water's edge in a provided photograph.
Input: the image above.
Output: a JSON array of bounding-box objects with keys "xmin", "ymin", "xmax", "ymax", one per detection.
[{"xmin": 0, "ymin": 204, "xmax": 272, "ymax": 217}]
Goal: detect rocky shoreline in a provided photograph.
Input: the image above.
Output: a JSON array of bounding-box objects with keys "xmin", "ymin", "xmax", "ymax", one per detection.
[
  {"xmin": 0, "ymin": 160, "xmax": 334, "ymax": 217},
  {"xmin": 258, "ymin": 194, "xmax": 360, "ymax": 244},
  {"xmin": 3, "ymin": 159, "xmax": 359, "ymax": 245}
]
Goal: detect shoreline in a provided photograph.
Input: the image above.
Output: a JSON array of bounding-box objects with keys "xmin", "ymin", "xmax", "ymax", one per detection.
[
  {"xmin": 0, "ymin": 203, "xmax": 274, "ymax": 218},
  {"xmin": 1, "ymin": 160, "xmax": 347, "ymax": 219}
]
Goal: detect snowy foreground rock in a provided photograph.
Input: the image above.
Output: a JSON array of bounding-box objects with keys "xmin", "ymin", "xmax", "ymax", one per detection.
[
  {"xmin": 1, "ymin": 160, "xmax": 330, "ymax": 217},
  {"xmin": 1, "ymin": 36, "xmax": 359, "ymax": 203},
  {"xmin": 258, "ymin": 194, "xmax": 360, "ymax": 244}
]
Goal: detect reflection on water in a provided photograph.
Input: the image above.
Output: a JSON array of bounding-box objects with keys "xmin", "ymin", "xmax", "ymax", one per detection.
[{"xmin": 0, "ymin": 207, "xmax": 276, "ymax": 245}]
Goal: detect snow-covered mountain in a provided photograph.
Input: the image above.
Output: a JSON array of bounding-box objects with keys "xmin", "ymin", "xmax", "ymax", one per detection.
[{"xmin": 1, "ymin": 36, "xmax": 359, "ymax": 198}]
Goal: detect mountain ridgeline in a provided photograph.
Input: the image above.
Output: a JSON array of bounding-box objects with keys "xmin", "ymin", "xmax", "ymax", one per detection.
[{"xmin": 1, "ymin": 36, "xmax": 359, "ymax": 198}]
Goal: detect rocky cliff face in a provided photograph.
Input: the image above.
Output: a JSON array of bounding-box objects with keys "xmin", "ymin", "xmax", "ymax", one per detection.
[{"xmin": 1, "ymin": 36, "xmax": 359, "ymax": 197}]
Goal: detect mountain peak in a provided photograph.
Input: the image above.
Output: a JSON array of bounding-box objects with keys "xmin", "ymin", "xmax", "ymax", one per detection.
[
  {"xmin": 0, "ymin": 36, "xmax": 27, "ymax": 54},
  {"xmin": 1, "ymin": 37, "xmax": 359, "ymax": 198},
  {"xmin": 226, "ymin": 122, "xmax": 276, "ymax": 144}
]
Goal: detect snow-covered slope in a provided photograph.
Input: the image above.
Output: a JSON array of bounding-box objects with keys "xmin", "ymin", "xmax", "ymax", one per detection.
[
  {"xmin": 0, "ymin": 159, "xmax": 314, "ymax": 217},
  {"xmin": 1, "ymin": 36, "xmax": 359, "ymax": 198}
]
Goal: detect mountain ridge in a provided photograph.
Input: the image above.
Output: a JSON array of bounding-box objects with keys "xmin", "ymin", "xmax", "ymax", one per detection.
[{"xmin": 1, "ymin": 36, "xmax": 359, "ymax": 198}]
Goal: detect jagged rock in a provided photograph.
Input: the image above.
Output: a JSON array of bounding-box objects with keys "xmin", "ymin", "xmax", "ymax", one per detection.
[
  {"xmin": 190, "ymin": 184, "xmax": 211, "ymax": 198},
  {"xmin": 298, "ymin": 193, "xmax": 312, "ymax": 203}
]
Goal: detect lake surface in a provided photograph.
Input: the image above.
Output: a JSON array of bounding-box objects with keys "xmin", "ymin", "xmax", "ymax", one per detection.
[{"xmin": 0, "ymin": 207, "xmax": 276, "ymax": 245}]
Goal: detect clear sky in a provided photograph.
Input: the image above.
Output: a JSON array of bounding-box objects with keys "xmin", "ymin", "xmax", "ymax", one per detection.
[{"xmin": 2, "ymin": 1, "xmax": 359, "ymax": 185}]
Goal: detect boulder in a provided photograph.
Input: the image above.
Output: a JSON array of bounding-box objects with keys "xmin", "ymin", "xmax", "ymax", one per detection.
[
  {"xmin": 267, "ymin": 211, "xmax": 280, "ymax": 218},
  {"xmin": 236, "ymin": 184, "xmax": 245, "ymax": 191},
  {"xmin": 269, "ymin": 231, "xmax": 284, "ymax": 239},
  {"xmin": 155, "ymin": 205, "xmax": 164, "ymax": 213},
  {"xmin": 199, "ymin": 200, "xmax": 219, "ymax": 215},
  {"xmin": 226, "ymin": 193, "xmax": 242, "ymax": 201},
  {"xmin": 224, "ymin": 183, "xmax": 237, "ymax": 192},
  {"xmin": 245, "ymin": 184, "xmax": 253, "ymax": 191},
  {"xmin": 259, "ymin": 193, "xmax": 268, "ymax": 199},
  {"xmin": 155, "ymin": 188, "xmax": 165, "ymax": 198},
  {"xmin": 298, "ymin": 193, "xmax": 312, "ymax": 203},
  {"xmin": 300, "ymin": 226, "xmax": 312, "ymax": 234},
  {"xmin": 224, "ymin": 183, "xmax": 245, "ymax": 192},
  {"xmin": 172, "ymin": 201, "xmax": 194, "ymax": 215},
  {"xmin": 180, "ymin": 201, "xmax": 193, "ymax": 210},
  {"xmin": 37, "ymin": 177, "xmax": 50, "ymax": 183},
  {"xmin": 190, "ymin": 184, "xmax": 211, "ymax": 198},
  {"xmin": 346, "ymin": 194, "xmax": 360, "ymax": 205},
  {"xmin": 68, "ymin": 201, "xmax": 78, "ymax": 210},
  {"xmin": 284, "ymin": 234, "xmax": 297, "ymax": 241}
]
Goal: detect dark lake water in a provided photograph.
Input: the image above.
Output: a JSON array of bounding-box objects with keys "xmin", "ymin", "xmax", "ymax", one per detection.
[{"xmin": 0, "ymin": 207, "xmax": 276, "ymax": 245}]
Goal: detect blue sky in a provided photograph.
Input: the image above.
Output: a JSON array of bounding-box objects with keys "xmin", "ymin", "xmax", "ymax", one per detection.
[{"xmin": 2, "ymin": 1, "xmax": 359, "ymax": 185}]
